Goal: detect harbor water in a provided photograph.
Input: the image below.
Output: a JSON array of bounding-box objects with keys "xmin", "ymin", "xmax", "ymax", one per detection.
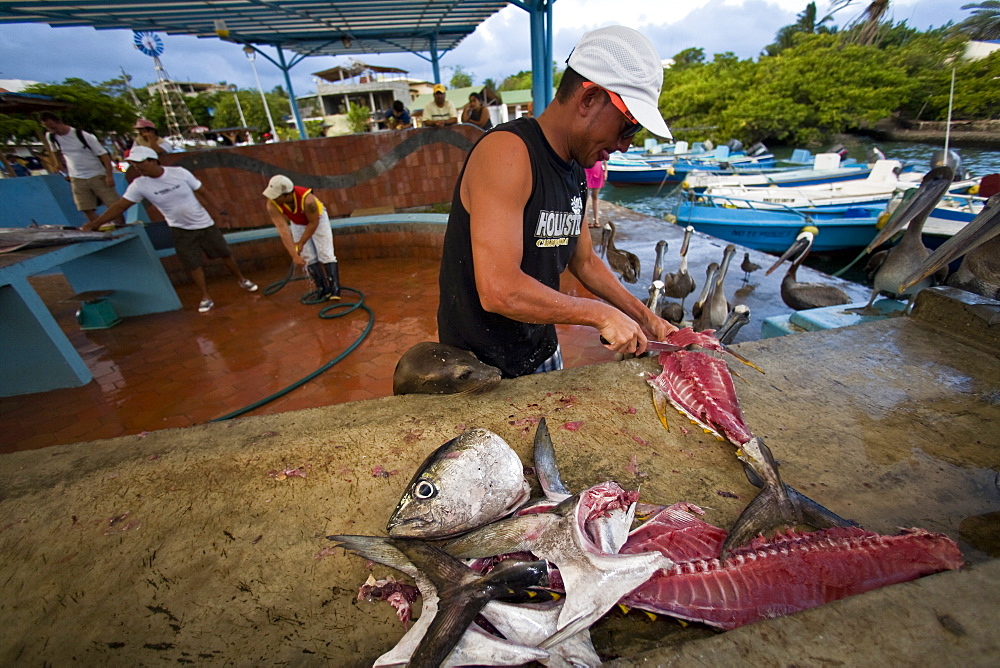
[{"xmin": 600, "ymin": 140, "xmax": 1000, "ymax": 281}]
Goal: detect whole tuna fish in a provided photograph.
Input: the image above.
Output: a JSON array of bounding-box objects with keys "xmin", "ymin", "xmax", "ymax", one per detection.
[{"xmin": 386, "ymin": 428, "xmax": 530, "ymax": 538}]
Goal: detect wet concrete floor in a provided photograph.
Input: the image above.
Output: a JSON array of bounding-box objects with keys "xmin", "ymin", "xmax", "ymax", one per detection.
[{"xmin": 0, "ymin": 284, "xmax": 997, "ymax": 664}]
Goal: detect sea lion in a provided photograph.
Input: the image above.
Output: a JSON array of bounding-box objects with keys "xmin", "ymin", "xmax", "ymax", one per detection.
[{"xmin": 392, "ymin": 342, "xmax": 502, "ymax": 395}]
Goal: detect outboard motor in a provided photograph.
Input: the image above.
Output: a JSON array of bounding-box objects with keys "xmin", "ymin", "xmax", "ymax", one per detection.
[
  {"xmin": 931, "ymin": 149, "xmax": 963, "ymax": 181},
  {"xmin": 867, "ymin": 147, "xmax": 886, "ymax": 164},
  {"xmin": 827, "ymin": 143, "xmax": 848, "ymax": 160},
  {"xmin": 726, "ymin": 138, "xmax": 744, "ymax": 153},
  {"xmin": 746, "ymin": 142, "xmax": 769, "ymax": 157}
]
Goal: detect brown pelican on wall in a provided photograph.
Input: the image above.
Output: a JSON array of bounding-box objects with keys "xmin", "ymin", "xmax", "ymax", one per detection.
[
  {"xmin": 691, "ymin": 262, "xmax": 719, "ymax": 324},
  {"xmin": 766, "ymin": 227, "xmax": 851, "ymax": 311},
  {"xmin": 663, "ymin": 225, "xmax": 696, "ymax": 313},
  {"xmin": 860, "ymin": 166, "xmax": 954, "ymax": 311},
  {"xmin": 652, "ymin": 240, "xmax": 668, "ymax": 283},
  {"xmin": 900, "ymin": 192, "xmax": 1000, "ymax": 301},
  {"xmin": 714, "ymin": 303, "xmax": 751, "ymax": 345},
  {"xmin": 694, "ymin": 245, "xmax": 736, "ymax": 331},
  {"xmin": 603, "ymin": 220, "xmax": 640, "ymax": 284}
]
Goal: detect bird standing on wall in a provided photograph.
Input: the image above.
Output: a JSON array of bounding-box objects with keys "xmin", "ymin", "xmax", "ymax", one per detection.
[
  {"xmin": 766, "ymin": 228, "xmax": 851, "ymax": 311},
  {"xmin": 603, "ymin": 220, "xmax": 640, "ymax": 284},
  {"xmin": 741, "ymin": 252, "xmax": 761, "ymax": 283}
]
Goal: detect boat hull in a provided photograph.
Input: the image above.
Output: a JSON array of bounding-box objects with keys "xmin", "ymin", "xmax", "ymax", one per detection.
[{"xmin": 674, "ymin": 202, "xmax": 882, "ymax": 252}]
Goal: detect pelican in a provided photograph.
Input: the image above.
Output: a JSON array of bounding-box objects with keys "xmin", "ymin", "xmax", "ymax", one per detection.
[
  {"xmin": 603, "ymin": 220, "xmax": 640, "ymax": 284},
  {"xmin": 691, "ymin": 262, "xmax": 719, "ymax": 324},
  {"xmin": 766, "ymin": 228, "xmax": 851, "ymax": 311},
  {"xmin": 646, "ymin": 278, "xmax": 683, "ymax": 325},
  {"xmin": 740, "ymin": 252, "xmax": 761, "ymax": 283},
  {"xmin": 859, "ymin": 166, "xmax": 954, "ymax": 311},
  {"xmin": 714, "ymin": 304, "xmax": 750, "ymax": 345},
  {"xmin": 702, "ymin": 243, "xmax": 736, "ymax": 330},
  {"xmin": 646, "ymin": 279, "xmax": 664, "ymax": 311},
  {"xmin": 899, "ymin": 193, "xmax": 1000, "ymax": 301},
  {"xmin": 663, "ymin": 225, "xmax": 696, "ymax": 312},
  {"xmin": 652, "ymin": 240, "xmax": 668, "ymax": 283}
]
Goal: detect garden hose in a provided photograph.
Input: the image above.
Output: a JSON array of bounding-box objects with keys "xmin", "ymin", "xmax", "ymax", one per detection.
[{"xmin": 212, "ymin": 264, "xmax": 374, "ymax": 422}]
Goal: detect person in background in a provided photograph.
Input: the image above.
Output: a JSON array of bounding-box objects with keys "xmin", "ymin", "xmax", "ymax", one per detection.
[
  {"xmin": 81, "ymin": 146, "xmax": 258, "ymax": 313},
  {"xmin": 422, "ymin": 84, "xmax": 458, "ymax": 127},
  {"xmin": 262, "ymin": 174, "xmax": 341, "ymax": 301},
  {"xmin": 40, "ymin": 111, "xmax": 124, "ymax": 228},
  {"xmin": 4, "ymin": 153, "xmax": 29, "ymax": 177},
  {"xmin": 386, "ymin": 100, "xmax": 412, "ymax": 129},
  {"xmin": 461, "ymin": 93, "xmax": 493, "ymax": 131},
  {"xmin": 583, "ymin": 159, "xmax": 607, "ymax": 228},
  {"xmin": 437, "ymin": 25, "xmax": 676, "ymax": 378},
  {"xmin": 133, "ymin": 119, "xmax": 174, "ymax": 155}
]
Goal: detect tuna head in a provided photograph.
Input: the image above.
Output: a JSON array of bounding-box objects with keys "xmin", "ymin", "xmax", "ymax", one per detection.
[{"xmin": 387, "ymin": 428, "xmax": 531, "ymax": 539}]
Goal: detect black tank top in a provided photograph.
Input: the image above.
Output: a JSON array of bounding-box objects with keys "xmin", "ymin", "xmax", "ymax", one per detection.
[{"xmin": 437, "ymin": 117, "xmax": 587, "ymax": 378}]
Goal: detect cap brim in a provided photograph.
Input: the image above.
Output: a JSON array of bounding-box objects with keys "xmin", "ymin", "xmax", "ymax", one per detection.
[
  {"xmin": 262, "ymin": 186, "xmax": 283, "ymax": 199},
  {"xmin": 620, "ymin": 94, "xmax": 672, "ymax": 140}
]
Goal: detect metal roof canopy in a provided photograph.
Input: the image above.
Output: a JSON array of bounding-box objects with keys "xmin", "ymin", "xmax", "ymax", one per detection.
[{"xmin": 0, "ymin": 0, "xmax": 557, "ymax": 139}]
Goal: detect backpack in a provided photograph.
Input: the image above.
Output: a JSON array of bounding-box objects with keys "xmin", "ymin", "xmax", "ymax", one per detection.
[{"xmin": 48, "ymin": 127, "xmax": 94, "ymax": 153}]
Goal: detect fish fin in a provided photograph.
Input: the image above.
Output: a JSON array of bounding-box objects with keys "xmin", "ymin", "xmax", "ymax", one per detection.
[
  {"xmin": 538, "ymin": 612, "xmax": 588, "ymax": 650},
  {"xmin": 442, "ymin": 514, "xmax": 558, "ymax": 558},
  {"xmin": 720, "ymin": 483, "xmax": 796, "ymax": 558},
  {"xmin": 644, "ymin": 611, "xmax": 657, "ymax": 621},
  {"xmin": 326, "ymin": 535, "xmax": 421, "ymax": 579},
  {"xmin": 651, "ymin": 388, "xmax": 671, "ymax": 430},
  {"xmin": 721, "ymin": 345, "xmax": 764, "ymax": 374},
  {"xmin": 411, "ymin": 558, "xmax": 548, "ymax": 666},
  {"xmin": 533, "ymin": 417, "xmax": 573, "ymax": 499},
  {"xmin": 617, "ymin": 604, "xmax": 631, "ymax": 615},
  {"xmin": 786, "ymin": 484, "xmax": 859, "ymax": 530}
]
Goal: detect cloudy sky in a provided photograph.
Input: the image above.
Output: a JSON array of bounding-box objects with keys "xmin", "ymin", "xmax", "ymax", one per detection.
[{"xmin": 0, "ymin": 0, "xmax": 972, "ymax": 101}]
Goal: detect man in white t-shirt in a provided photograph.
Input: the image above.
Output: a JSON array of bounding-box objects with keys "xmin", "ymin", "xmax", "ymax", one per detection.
[
  {"xmin": 422, "ymin": 84, "xmax": 458, "ymax": 127},
  {"xmin": 84, "ymin": 146, "xmax": 258, "ymax": 313},
  {"xmin": 40, "ymin": 111, "xmax": 124, "ymax": 227}
]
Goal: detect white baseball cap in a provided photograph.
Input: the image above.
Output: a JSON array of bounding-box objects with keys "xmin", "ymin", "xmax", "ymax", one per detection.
[
  {"xmin": 262, "ymin": 174, "xmax": 294, "ymax": 199},
  {"xmin": 567, "ymin": 25, "xmax": 672, "ymax": 139},
  {"xmin": 126, "ymin": 145, "xmax": 159, "ymax": 162}
]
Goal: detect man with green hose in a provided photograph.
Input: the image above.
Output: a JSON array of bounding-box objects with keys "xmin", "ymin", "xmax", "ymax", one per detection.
[{"xmin": 263, "ymin": 175, "xmax": 341, "ymax": 301}]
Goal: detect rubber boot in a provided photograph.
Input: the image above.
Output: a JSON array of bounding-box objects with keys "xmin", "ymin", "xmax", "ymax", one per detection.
[
  {"xmin": 324, "ymin": 261, "xmax": 341, "ymax": 300},
  {"xmin": 306, "ymin": 263, "xmax": 329, "ymax": 301}
]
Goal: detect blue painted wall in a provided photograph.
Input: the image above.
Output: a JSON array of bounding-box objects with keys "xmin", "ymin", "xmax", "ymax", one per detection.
[{"xmin": 0, "ymin": 172, "xmax": 129, "ymax": 228}]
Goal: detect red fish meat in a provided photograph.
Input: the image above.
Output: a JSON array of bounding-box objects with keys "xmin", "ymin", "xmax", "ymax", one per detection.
[
  {"xmin": 648, "ymin": 350, "xmax": 753, "ymax": 445},
  {"xmin": 620, "ymin": 503, "xmax": 964, "ymax": 629}
]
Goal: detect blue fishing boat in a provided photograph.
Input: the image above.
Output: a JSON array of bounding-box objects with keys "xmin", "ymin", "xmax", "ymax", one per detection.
[
  {"xmin": 670, "ymin": 198, "xmax": 885, "ymax": 252},
  {"xmin": 607, "ymin": 146, "xmax": 779, "ymax": 187}
]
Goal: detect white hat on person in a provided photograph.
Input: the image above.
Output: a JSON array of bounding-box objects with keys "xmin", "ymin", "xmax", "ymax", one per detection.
[
  {"xmin": 262, "ymin": 174, "xmax": 294, "ymax": 199},
  {"xmin": 125, "ymin": 145, "xmax": 160, "ymax": 162},
  {"xmin": 567, "ymin": 25, "xmax": 672, "ymax": 139}
]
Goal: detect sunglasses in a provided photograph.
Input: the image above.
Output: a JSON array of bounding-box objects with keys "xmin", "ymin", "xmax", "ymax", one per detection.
[{"xmin": 582, "ymin": 81, "xmax": 642, "ymax": 139}]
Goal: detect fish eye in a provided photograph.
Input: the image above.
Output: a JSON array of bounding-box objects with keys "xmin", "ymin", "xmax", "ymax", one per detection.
[{"xmin": 414, "ymin": 479, "xmax": 437, "ymax": 499}]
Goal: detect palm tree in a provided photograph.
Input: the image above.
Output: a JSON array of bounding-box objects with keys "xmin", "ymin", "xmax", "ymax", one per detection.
[
  {"xmin": 763, "ymin": 2, "xmax": 837, "ymax": 56},
  {"xmin": 956, "ymin": 1, "xmax": 1000, "ymax": 40},
  {"xmin": 831, "ymin": 0, "xmax": 893, "ymax": 46}
]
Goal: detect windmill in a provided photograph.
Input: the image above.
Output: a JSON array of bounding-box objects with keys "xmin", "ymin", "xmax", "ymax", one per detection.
[{"xmin": 133, "ymin": 31, "xmax": 198, "ymax": 140}]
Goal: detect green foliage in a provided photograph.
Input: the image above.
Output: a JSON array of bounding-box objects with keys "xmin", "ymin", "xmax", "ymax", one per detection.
[
  {"xmin": 346, "ymin": 104, "xmax": 372, "ymax": 134},
  {"xmin": 482, "ymin": 78, "xmax": 498, "ymax": 93},
  {"xmin": 658, "ymin": 30, "xmax": 994, "ymax": 145},
  {"xmin": 211, "ymin": 89, "xmax": 288, "ymax": 134},
  {"xmin": 671, "ymin": 47, "xmax": 706, "ymax": 69},
  {"xmin": 763, "ymin": 2, "xmax": 836, "ymax": 56},
  {"xmin": 304, "ymin": 119, "xmax": 326, "ymax": 138},
  {"xmin": 0, "ymin": 114, "xmax": 43, "ymax": 142},
  {"xmin": 500, "ymin": 70, "xmax": 532, "ymax": 91},
  {"xmin": 20, "ymin": 78, "xmax": 137, "ymax": 136},
  {"xmin": 956, "ymin": 1, "xmax": 1000, "ymax": 39},
  {"xmin": 450, "ymin": 66, "xmax": 474, "ymax": 88}
]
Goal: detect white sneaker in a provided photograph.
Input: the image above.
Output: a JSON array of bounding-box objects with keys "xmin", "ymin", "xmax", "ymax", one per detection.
[
  {"xmin": 238, "ymin": 278, "xmax": 258, "ymax": 293},
  {"xmin": 198, "ymin": 299, "xmax": 215, "ymax": 313}
]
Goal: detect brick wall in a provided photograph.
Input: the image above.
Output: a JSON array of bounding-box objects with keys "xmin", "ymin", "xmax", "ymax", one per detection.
[{"xmin": 162, "ymin": 126, "xmax": 481, "ymax": 230}]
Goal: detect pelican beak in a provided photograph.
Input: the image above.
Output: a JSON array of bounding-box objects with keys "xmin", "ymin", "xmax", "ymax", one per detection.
[
  {"xmin": 898, "ymin": 193, "xmax": 1000, "ymax": 292},
  {"xmin": 864, "ymin": 165, "xmax": 954, "ymax": 255},
  {"xmin": 765, "ymin": 236, "xmax": 810, "ymax": 275},
  {"xmin": 680, "ymin": 226, "xmax": 693, "ymax": 256}
]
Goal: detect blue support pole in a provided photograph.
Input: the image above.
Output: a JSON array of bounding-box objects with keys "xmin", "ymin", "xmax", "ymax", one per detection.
[
  {"xmin": 545, "ymin": 0, "xmax": 554, "ymax": 107},
  {"xmin": 430, "ymin": 34, "xmax": 441, "ymax": 83},
  {"xmin": 276, "ymin": 46, "xmax": 308, "ymax": 139}
]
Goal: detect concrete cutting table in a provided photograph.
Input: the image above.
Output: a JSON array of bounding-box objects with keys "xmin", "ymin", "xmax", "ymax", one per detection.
[{"xmin": 0, "ymin": 228, "xmax": 180, "ymax": 396}]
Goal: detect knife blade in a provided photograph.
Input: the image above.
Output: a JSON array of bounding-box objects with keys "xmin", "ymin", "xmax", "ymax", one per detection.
[{"xmin": 599, "ymin": 336, "xmax": 685, "ymax": 353}]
